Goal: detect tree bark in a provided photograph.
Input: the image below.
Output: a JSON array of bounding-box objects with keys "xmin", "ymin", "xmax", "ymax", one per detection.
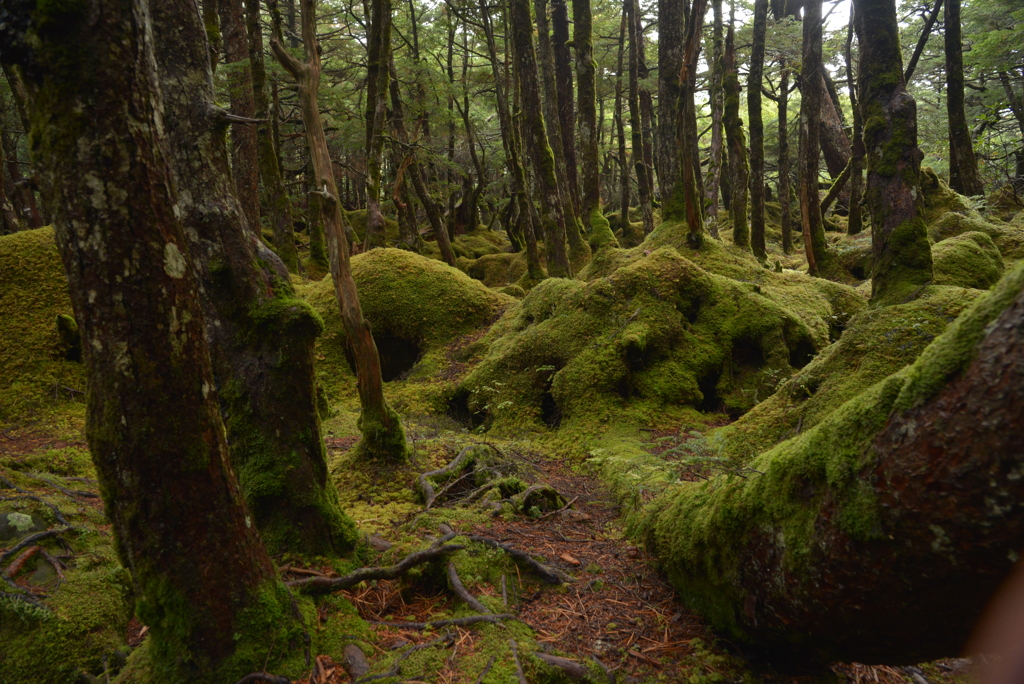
[
  {"xmin": 818, "ymin": 71, "xmax": 852, "ymax": 182},
  {"xmin": 0, "ymin": 1, "xmax": 304, "ymax": 678},
  {"xmin": 705, "ymin": 0, "xmax": 725, "ymax": 232},
  {"xmin": 510, "ymin": 0, "xmax": 573, "ymax": 275},
  {"xmin": 656, "ymin": 0, "xmax": 684, "ymax": 201},
  {"xmin": 272, "ymin": 0, "xmax": 410, "ymax": 460},
  {"xmin": 0, "ymin": 126, "xmax": 23, "ymax": 234},
  {"xmin": 363, "ymin": 0, "xmax": 392, "ymax": 250},
  {"xmin": 903, "ymin": 0, "xmax": 943, "ymax": 83},
  {"xmin": 614, "ymin": 6, "xmax": 636, "ymax": 245},
  {"xmin": 798, "ymin": 0, "xmax": 829, "ymax": 275},
  {"xmin": 219, "ymin": 0, "xmax": 262, "ymax": 235},
  {"xmin": 945, "ymin": 0, "xmax": 985, "ymax": 196},
  {"xmin": 551, "ymin": 0, "xmax": 580, "ymax": 215},
  {"xmin": 646, "ymin": 259, "xmax": 1024, "ymax": 665},
  {"xmin": 748, "ymin": 0, "xmax": 768, "ymax": 259},
  {"xmin": 846, "ymin": 4, "xmax": 866, "ymax": 235},
  {"xmin": 856, "ymin": 0, "xmax": 933, "ymax": 303},
  {"xmin": 245, "ymin": 0, "xmax": 299, "ymax": 270},
  {"xmin": 627, "ymin": 0, "xmax": 654, "ymax": 236},
  {"xmin": 779, "ymin": 64, "xmax": 793, "ymax": 253},
  {"xmin": 723, "ymin": 1, "xmax": 749, "ymax": 249}
]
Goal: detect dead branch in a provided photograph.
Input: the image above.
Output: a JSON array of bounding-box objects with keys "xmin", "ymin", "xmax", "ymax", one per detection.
[
  {"xmin": 447, "ymin": 561, "xmax": 491, "ymax": 614},
  {"xmin": 285, "ymin": 534, "xmax": 464, "ymax": 594},
  {"xmin": 353, "ymin": 632, "xmax": 455, "ymax": 684},
  {"xmin": 468, "ymin": 535, "xmax": 568, "ymax": 584},
  {"xmin": 0, "ymin": 528, "xmax": 68, "ymax": 567},
  {"xmin": 474, "ymin": 655, "xmax": 497, "ymax": 684},
  {"xmin": 535, "ymin": 653, "xmax": 589, "ymax": 680},
  {"xmin": 371, "ymin": 614, "xmax": 514, "ymax": 629},
  {"xmin": 0, "ymin": 572, "xmax": 49, "ymax": 611},
  {"xmin": 509, "ymin": 640, "xmax": 528, "ymax": 684},
  {"xmin": 418, "ymin": 446, "xmax": 475, "ymax": 508},
  {"xmin": 232, "ymin": 672, "xmax": 290, "ymax": 684}
]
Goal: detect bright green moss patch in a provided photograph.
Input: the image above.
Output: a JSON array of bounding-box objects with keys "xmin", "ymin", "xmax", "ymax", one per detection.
[
  {"xmin": 932, "ymin": 232, "xmax": 1005, "ymax": 289},
  {"xmin": 460, "ymin": 251, "xmax": 528, "ymax": 288},
  {"xmin": 452, "ymin": 226, "xmax": 512, "ymax": 259},
  {"xmin": 0, "ymin": 228, "xmax": 85, "ymax": 424}
]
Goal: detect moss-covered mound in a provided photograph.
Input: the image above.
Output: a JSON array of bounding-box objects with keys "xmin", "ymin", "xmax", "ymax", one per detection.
[
  {"xmin": 457, "ymin": 247, "xmax": 864, "ymax": 434},
  {"xmin": 452, "ymin": 226, "xmax": 511, "ymax": 259},
  {"xmin": 346, "ymin": 209, "xmax": 400, "ymax": 244},
  {"xmin": 711, "ymin": 285, "xmax": 982, "ymax": 461},
  {"xmin": 458, "ymin": 251, "xmax": 528, "ymax": 288},
  {"xmin": 301, "ymin": 248, "xmax": 514, "ymax": 408},
  {"xmin": 0, "ymin": 228, "xmax": 84, "ymax": 423},
  {"xmin": 932, "ymin": 231, "xmax": 1005, "ymax": 289}
]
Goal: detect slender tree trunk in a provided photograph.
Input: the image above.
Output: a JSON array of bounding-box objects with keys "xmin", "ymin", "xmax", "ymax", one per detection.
[
  {"xmin": 855, "ymin": 0, "xmax": 933, "ymax": 303},
  {"xmin": 0, "ymin": 126, "xmax": 23, "ymax": 234},
  {"xmin": 818, "ymin": 71, "xmax": 852, "ymax": 182},
  {"xmin": 656, "ymin": 0, "xmax": 684, "ymax": 200},
  {"xmin": 363, "ymin": 0, "xmax": 392, "ymax": 250},
  {"xmin": 748, "ymin": 0, "xmax": 768, "ymax": 259},
  {"xmin": 945, "ymin": 0, "xmax": 984, "ymax": 196},
  {"xmin": 628, "ymin": 0, "xmax": 655, "ymax": 235},
  {"xmin": 306, "ymin": 159, "xmax": 328, "ymax": 267},
  {"xmin": 779, "ymin": 65, "xmax": 793, "ymax": 253},
  {"xmin": 0, "ymin": 1, "xmax": 305, "ymax": 679},
  {"xmin": 614, "ymin": 7, "xmax": 636, "ymax": 244},
  {"xmin": 705, "ymin": 0, "xmax": 726, "ymax": 229},
  {"xmin": 904, "ymin": 0, "xmax": 943, "ymax": 82},
  {"xmin": 846, "ymin": 4, "xmax": 866, "ymax": 235},
  {"xmin": 798, "ymin": 0, "xmax": 830, "ymax": 275},
  {"xmin": 272, "ymin": 0, "xmax": 410, "ymax": 460},
  {"xmin": 552, "ymin": 0, "xmax": 581, "ymax": 215},
  {"xmin": 245, "ymin": 0, "xmax": 298, "ymax": 270},
  {"xmin": 1, "ymin": 67, "xmax": 43, "ymax": 228},
  {"xmin": 219, "ymin": 0, "xmax": 262, "ymax": 234},
  {"xmin": 723, "ymin": 1, "xmax": 749, "ymax": 249},
  {"xmin": 387, "ymin": 60, "xmax": 423, "ymax": 253},
  {"xmin": 510, "ymin": 0, "xmax": 573, "ymax": 275},
  {"xmin": 636, "ymin": 12, "xmax": 656, "ymax": 207}
]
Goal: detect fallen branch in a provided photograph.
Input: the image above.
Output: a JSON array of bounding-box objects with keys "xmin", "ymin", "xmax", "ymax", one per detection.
[
  {"xmin": 0, "ymin": 476, "xmax": 71, "ymax": 526},
  {"xmin": 0, "ymin": 528, "xmax": 68, "ymax": 568},
  {"xmin": 418, "ymin": 446, "xmax": 475, "ymax": 508},
  {"xmin": 509, "ymin": 640, "xmax": 528, "ymax": 684},
  {"xmin": 537, "ymin": 496, "xmax": 579, "ymax": 520},
  {"xmin": 353, "ymin": 632, "xmax": 454, "ymax": 684},
  {"xmin": 4, "ymin": 545, "xmax": 41, "ymax": 576},
  {"xmin": 447, "ymin": 561, "xmax": 491, "ymax": 614},
  {"xmin": 474, "ymin": 655, "xmax": 497, "ymax": 684},
  {"xmin": 371, "ymin": 613, "xmax": 514, "ymax": 630},
  {"xmin": 232, "ymin": 672, "xmax": 290, "ymax": 684},
  {"xmin": 468, "ymin": 535, "xmax": 568, "ymax": 584},
  {"xmin": 0, "ymin": 572, "xmax": 49, "ymax": 612},
  {"xmin": 286, "ymin": 534, "xmax": 464, "ymax": 594},
  {"xmin": 535, "ymin": 653, "xmax": 588, "ymax": 680}
]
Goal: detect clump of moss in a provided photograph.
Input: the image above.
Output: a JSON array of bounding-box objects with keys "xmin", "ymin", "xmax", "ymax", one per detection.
[
  {"xmin": 346, "ymin": 209, "xmax": 400, "ymax": 244},
  {"xmin": 0, "ymin": 228, "xmax": 85, "ymax": 423},
  {"xmin": 460, "ymin": 251, "xmax": 528, "ymax": 288},
  {"xmin": 458, "ymin": 247, "xmax": 863, "ymax": 437},
  {"xmin": 452, "ymin": 226, "xmax": 512, "ymax": 259},
  {"xmin": 932, "ymin": 232, "xmax": 1005, "ymax": 290}
]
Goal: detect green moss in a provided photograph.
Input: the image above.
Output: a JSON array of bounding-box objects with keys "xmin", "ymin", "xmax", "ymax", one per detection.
[
  {"xmin": 932, "ymin": 232, "xmax": 1004, "ymax": 289},
  {"xmin": 586, "ymin": 207, "xmax": 618, "ymax": 251},
  {"xmin": 452, "ymin": 226, "xmax": 512, "ymax": 259},
  {"xmin": 461, "ymin": 251, "xmax": 528, "ymax": 288},
  {"xmin": 0, "ymin": 227, "xmax": 85, "ymax": 424},
  {"xmin": 346, "ymin": 209, "xmax": 400, "ymax": 245}
]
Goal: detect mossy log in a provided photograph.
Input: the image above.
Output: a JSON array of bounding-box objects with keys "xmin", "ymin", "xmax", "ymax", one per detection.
[{"xmin": 642, "ymin": 260, "xmax": 1024, "ymax": 665}]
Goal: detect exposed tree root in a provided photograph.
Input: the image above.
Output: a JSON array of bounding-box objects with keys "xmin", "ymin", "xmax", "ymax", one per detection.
[
  {"xmin": 509, "ymin": 640, "xmax": 528, "ymax": 684},
  {"xmin": 370, "ymin": 614, "xmax": 514, "ymax": 629},
  {"xmin": 418, "ymin": 446, "xmax": 475, "ymax": 508},
  {"xmin": 468, "ymin": 535, "xmax": 569, "ymax": 584},
  {"xmin": 535, "ymin": 652, "xmax": 589, "ymax": 679},
  {"xmin": 285, "ymin": 533, "xmax": 464, "ymax": 594},
  {"xmin": 0, "ymin": 474, "xmax": 71, "ymax": 525},
  {"xmin": 447, "ymin": 560, "xmax": 491, "ymax": 614},
  {"xmin": 473, "ymin": 654, "xmax": 497, "ymax": 684},
  {"xmin": 232, "ymin": 672, "xmax": 290, "ymax": 684},
  {"xmin": 352, "ymin": 632, "xmax": 455, "ymax": 683}
]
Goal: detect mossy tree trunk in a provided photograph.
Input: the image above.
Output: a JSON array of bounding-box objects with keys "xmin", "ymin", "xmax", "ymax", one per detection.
[
  {"xmin": 510, "ymin": 0, "xmax": 574, "ymax": 275},
  {"xmin": 272, "ymin": 0, "xmax": 410, "ymax": 461},
  {"xmin": 627, "ymin": 0, "xmax": 654, "ymax": 236},
  {"xmin": 635, "ymin": 9, "xmax": 656, "ymax": 211},
  {"xmin": 818, "ymin": 71, "xmax": 852, "ymax": 188},
  {"xmin": 245, "ymin": 0, "xmax": 299, "ymax": 271},
  {"xmin": 705, "ymin": 0, "xmax": 725, "ymax": 233},
  {"xmin": 362, "ymin": 0, "xmax": 392, "ymax": 251},
  {"xmin": 218, "ymin": 0, "xmax": 262, "ymax": 235},
  {"xmin": 778, "ymin": 64, "xmax": 794, "ymax": 253},
  {"xmin": 845, "ymin": 5, "xmax": 866, "ymax": 236},
  {"xmin": 552, "ymin": 0, "xmax": 580, "ymax": 216},
  {"xmin": 747, "ymin": 0, "xmax": 768, "ymax": 260},
  {"xmin": 1, "ymin": 65, "xmax": 43, "ymax": 228},
  {"xmin": 945, "ymin": 0, "xmax": 984, "ymax": 197},
  {"xmin": 645, "ymin": 260, "xmax": 1024, "ymax": 665},
  {"xmin": 723, "ymin": 1, "xmax": 749, "ymax": 249},
  {"xmin": 0, "ymin": 1, "xmax": 305, "ymax": 679},
  {"xmin": 798, "ymin": 0, "xmax": 830, "ymax": 275},
  {"xmin": 155, "ymin": 0, "xmax": 357, "ymax": 556},
  {"xmin": 855, "ymin": 0, "xmax": 933, "ymax": 303},
  {"xmin": 481, "ymin": 0, "xmax": 549, "ymax": 271},
  {"xmin": 656, "ymin": 0, "xmax": 683, "ymax": 201},
  {"xmin": 614, "ymin": 7, "xmax": 632, "ymax": 239},
  {"xmin": 387, "ymin": 59, "xmax": 423, "ymax": 253},
  {"xmin": 0, "ymin": 126, "xmax": 22, "ymax": 235}
]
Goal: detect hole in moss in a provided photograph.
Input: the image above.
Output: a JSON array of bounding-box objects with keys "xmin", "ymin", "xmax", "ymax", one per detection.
[
  {"xmin": 446, "ymin": 389, "xmax": 487, "ymax": 430},
  {"xmin": 697, "ymin": 368, "xmax": 722, "ymax": 413},
  {"xmin": 677, "ymin": 297, "xmax": 702, "ymax": 324},
  {"xmin": 788, "ymin": 338, "xmax": 816, "ymax": 369},
  {"xmin": 731, "ymin": 336, "xmax": 765, "ymax": 369},
  {"xmin": 540, "ymin": 389, "xmax": 561, "ymax": 428},
  {"xmin": 850, "ymin": 265, "xmax": 867, "ymax": 280}
]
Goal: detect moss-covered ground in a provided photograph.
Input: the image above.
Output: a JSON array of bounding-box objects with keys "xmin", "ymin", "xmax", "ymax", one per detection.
[{"xmin": 3, "ymin": 175, "xmax": 1018, "ymax": 683}]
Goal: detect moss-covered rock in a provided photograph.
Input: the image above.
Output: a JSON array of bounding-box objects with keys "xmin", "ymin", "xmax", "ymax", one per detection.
[
  {"xmin": 458, "ymin": 247, "xmax": 864, "ymax": 434},
  {"xmin": 0, "ymin": 227, "xmax": 85, "ymax": 423},
  {"xmin": 452, "ymin": 226, "xmax": 511, "ymax": 259},
  {"xmin": 932, "ymin": 231, "xmax": 1004, "ymax": 289},
  {"xmin": 460, "ymin": 251, "xmax": 528, "ymax": 288}
]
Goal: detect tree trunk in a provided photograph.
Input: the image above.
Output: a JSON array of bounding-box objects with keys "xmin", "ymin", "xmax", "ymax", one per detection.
[
  {"xmin": 363, "ymin": 0, "xmax": 392, "ymax": 250},
  {"xmin": 219, "ymin": 0, "xmax": 262, "ymax": 235},
  {"xmin": 645, "ymin": 257, "xmax": 1024, "ymax": 665},
  {"xmin": 818, "ymin": 71, "xmax": 852, "ymax": 183},
  {"xmin": 0, "ymin": 127, "xmax": 23, "ymax": 234},
  {"xmin": 636, "ymin": 11, "xmax": 656, "ymax": 208},
  {"xmin": 614, "ymin": 7, "xmax": 637, "ymax": 245},
  {"xmin": 856, "ymin": 0, "xmax": 933, "ymax": 303},
  {"xmin": 748, "ymin": 0, "xmax": 768, "ymax": 259},
  {"xmin": 723, "ymin": 1, "xmax": 749, "ymax": 249},
  {"xmin": 155, "ymin": 0, "xmax": 356, "ymax": 556},
  {"xmin": 552, "ymin": 0, "xmax": 580, "ymax": 215},
  {"xmin": 656, "ymin": 0, "xmax": 684, "ymax": 201},
  {"xmin": 945, "ymin": 0, "xmax": 984, "ymax": 196},
  {"xmin": 272, "ymin": 0, "xmax": 410, "ymax": 460},
  {"xmin": 903, "ymin": 0, "xmax": 943, "ymax": 83},
  {"xmin": 779, "ymin": 65, "xmax": 793, "ymax": 253},
  {"xmin": 798, "ymin": 0, "xmax": 829, "ymax": 275},
  {"xmin": 387, "ymin": 61, "xmax": 423, "ymax": 253},
  {"xmin": 627, "ymin": 0, "xmax": 654, "ymax": 236},
  {"xmin": 510, "ymin": 0, "xmax": 573, "ymax": 275},
  {"xmin": 705, "ymin": 0, "xmax": 725, "ymax": 232},
  {"xmin": 846, "ymin": 4, "xmax": 866, "ymax": 235},
  {"xmin": 0, "ymin": 1, "xmax": 304, "ymax": 679},
  {"xmin": 1, "ymin": 67, "xmax": 43, "ymax": 228},
  {"xmin": 245, "ymin": 0, "xmax": 298, "ymax": 271}
]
